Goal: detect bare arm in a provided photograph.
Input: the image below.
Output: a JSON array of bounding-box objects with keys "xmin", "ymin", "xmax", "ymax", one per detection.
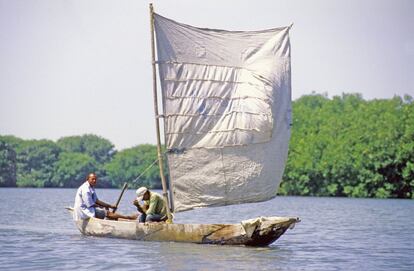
[
  {"xmin": 95, "ymin": 199, "xmax": 116, "ymax": 210},
  {"xmin": 133, "ymin": 200, "xmax": 148, "ymax": 214}
]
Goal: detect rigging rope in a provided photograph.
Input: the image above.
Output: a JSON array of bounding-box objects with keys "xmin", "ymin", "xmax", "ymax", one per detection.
[{"xmin": 130, "ymin": 157, "xmax": 160, "ymax": 185}]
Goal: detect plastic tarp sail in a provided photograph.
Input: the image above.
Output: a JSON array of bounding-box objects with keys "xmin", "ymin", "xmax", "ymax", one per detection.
[{"xmin": 154, "ymin": 14, "xmax": 292, "ymax": 212}]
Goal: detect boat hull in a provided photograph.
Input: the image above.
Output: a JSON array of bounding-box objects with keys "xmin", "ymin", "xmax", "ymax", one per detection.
[{"xmin": 69, "ymin": 209, "xmax": 299, "ymax": 246}]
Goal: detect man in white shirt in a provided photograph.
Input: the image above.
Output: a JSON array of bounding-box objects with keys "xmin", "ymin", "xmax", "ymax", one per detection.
[{"xmin": 73, "ymin": 173, "xmax": 116, "ymax": 220}]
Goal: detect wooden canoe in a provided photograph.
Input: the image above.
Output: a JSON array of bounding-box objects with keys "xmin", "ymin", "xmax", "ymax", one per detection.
[{"xmin": 67, "ymin": 208, "xmax": 299, "ymax": 246}]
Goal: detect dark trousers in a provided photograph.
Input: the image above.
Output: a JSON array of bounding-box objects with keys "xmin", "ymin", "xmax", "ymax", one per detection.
[{"xmin": 139, "ymin": 213, "xmax": 165, "ymax": 223}]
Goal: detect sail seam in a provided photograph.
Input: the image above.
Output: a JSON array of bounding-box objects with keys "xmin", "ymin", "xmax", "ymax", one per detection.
[
  {"xmin": 167, "ymin": 139, "xmax": 272, "ymax": 150},
  {"xmin": 166, "ymin": 127, "xmax": 272, "ymax": 135},
  {"xmin": 164, "ymin": 78, "xmax": 267, "ymax": 88},
  {"xmin": 158, "ymin": 60, "xmax": 244, "ymax": 70},
  {"xmin": 165, "ymin": 95, "xmax": 271, "ymax": 102},
  {"xmin": 159, "ymin": 61, "xmax": 274, "ymax": 87},
  {"xmin": 164, "ymin": 111, "xmax": 272, "ymax": 118}
]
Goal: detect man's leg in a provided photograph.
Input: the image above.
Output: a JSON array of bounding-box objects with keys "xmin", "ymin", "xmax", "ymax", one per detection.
[
  {"xmin": 145, "ymin": 214, "xmax": 165, "ymax": 222},
  {"xmin": 107, "ymin": 212, "xmax": 138, "ymax": 221},
  {"xmin": 95, "ymin": 208, "xmax": 106, "ymax": 219},
  {"xmin": 139, "ymin": 213, "xmax": 146, "ymax": 223}
]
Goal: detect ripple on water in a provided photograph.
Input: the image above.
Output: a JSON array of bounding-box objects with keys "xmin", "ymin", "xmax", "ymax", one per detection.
[{"xmin": 0, "ymin": 189, "xmax": 413, "ymax": 271}]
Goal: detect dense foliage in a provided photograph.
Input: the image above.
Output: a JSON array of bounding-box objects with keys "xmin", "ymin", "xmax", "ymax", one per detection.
[
  {"xmin": 0, "ymin": 94, "xmax": 412, "ymax": 199},
  {"xmin": 0, "ymin": 140, "xmax": 17, "ymax": 187},
  {"xmin": 105, "ymin": 144, "xmax": 163, "ymax": 189},
  {"xmin": 279, "ymin": 93, "xmax": 413, "ymax": 199},
  {"xmin": 0, "ymin": 134, "xmax": 161, "ymax": 189}
]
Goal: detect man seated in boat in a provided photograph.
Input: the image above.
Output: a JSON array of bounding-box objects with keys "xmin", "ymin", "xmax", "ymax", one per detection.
[
  {"xmin": 73, "ymin": 172, "xmax": 120, "ymax": 220},
  {"xmin": 133, "ymin": 187, "xmax": 167, "ymax": 223}
]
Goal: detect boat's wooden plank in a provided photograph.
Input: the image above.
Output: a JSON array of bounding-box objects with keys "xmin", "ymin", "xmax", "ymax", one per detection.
[{"xmin": 69, "ymin": 207, "xmax": 298, "ymax": 246}]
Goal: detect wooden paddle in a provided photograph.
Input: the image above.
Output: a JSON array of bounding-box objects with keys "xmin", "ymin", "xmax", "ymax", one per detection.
[{"xmin": 112, "ymin": 182, "xmax": 128, "ymax": 213}]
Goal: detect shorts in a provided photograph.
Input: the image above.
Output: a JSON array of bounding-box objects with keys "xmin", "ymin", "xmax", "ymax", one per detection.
[{"xmin": 95, "ymin": 208, "xmax": 107, "ymax": 219}]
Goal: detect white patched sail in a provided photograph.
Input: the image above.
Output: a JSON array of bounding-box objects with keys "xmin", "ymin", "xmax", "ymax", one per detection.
[{"xmin": 154, "ymin": 14, "xmax": 292, "ymax": 212}]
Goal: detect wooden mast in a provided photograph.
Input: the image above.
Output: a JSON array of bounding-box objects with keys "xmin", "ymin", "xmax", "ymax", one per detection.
[{"xmin": 149, "ymin": 3, "xmax": 173, "ymax": 223}]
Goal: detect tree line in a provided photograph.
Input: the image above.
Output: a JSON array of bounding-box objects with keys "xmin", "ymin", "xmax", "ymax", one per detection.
[
  {"xmin": 0, "ymin": 93, "xmax": 413, "ymax": 198},
  {"xmin": 279, "ymin": 93, "xmax": 413, "ymax": 199},
  {"xmin": 0, "ymin": 134, "xmax": 162, "ymax": 189}
]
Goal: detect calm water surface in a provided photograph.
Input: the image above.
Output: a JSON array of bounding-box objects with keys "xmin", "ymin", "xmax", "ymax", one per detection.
[{"xmin": 0, "ymin": 188, "xmax": 413, "ymax": 270}]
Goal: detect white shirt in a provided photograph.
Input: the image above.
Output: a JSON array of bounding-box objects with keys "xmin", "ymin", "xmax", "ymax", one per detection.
[{"xmin": 73, "ymin": 181, "xmax": 98, "ymax": 220}]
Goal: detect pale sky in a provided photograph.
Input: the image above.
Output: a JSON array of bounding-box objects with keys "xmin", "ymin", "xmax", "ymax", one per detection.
[{"xmin": 0, "ymin": 0, "xmax": 413, "ymax": 150}]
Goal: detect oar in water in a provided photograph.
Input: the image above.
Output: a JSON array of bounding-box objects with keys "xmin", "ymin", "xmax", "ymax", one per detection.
[{"xmin": 112, "ymin": 182, "xmax": 128, "ymax": 213}]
